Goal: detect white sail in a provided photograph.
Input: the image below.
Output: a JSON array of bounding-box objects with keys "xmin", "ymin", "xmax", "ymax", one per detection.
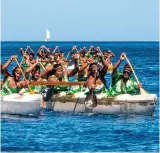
[{"xmin": 45, "ymin": 28, "xmax": 50, "ymax": 41}]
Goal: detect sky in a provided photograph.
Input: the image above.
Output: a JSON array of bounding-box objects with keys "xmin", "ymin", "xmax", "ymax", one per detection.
[{"xmin": 1, "ymin": 0, "xmax": 159, "ymax": 41}]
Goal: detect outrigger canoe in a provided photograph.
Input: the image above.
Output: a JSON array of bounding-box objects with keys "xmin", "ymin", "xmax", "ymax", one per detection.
[
  {"xmin": 29, "ymin": 81, "xmax": 158, "ymax": 116},
  {"xmin": 45, "ymin": 93, "xmax": 157, "ymax": 116},
  {"xmin": 1, "ymin": 79, "xmax": 157, "ymax": 116},
  {"xmin": 1, "ymin": 93, "xmax": 42, "ymax": 117},
  {"xmin": 0, "ymin": 92, "xmax": 157, "ymax": 116}
]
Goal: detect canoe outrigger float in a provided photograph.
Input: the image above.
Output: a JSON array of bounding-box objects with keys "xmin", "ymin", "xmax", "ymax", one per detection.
[
  {"xmin": 45, "ymin": 93, "xmax": 157, "ymax": 116},
  {"xmin": 1, "ymin": 93, "xmax": 42, "ymax": 117}
]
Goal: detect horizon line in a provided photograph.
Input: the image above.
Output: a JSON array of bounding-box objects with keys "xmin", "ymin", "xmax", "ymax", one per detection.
[{"xmin": 1, "ymin": 40, "xmax": 159, "ymax": 42}]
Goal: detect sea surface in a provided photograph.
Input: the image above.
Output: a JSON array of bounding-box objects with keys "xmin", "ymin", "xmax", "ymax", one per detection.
[{"xmin": 1, "ymin": 41, "xmax": 159, "ymax": 152}]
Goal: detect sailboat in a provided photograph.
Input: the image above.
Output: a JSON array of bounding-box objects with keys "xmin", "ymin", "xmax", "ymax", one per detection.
[{"xmin": 45, "ymin": 27, "xmax": 50, "ymax": 41}]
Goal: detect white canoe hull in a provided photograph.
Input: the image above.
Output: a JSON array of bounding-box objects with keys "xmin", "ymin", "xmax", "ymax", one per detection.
[
  {"xmin": 1, "ymin": 93, "xmax": 42, "ymax": 117},
  {"xmin": 46, "ymin": 94, "xmax": 157, "ymax": 116}
]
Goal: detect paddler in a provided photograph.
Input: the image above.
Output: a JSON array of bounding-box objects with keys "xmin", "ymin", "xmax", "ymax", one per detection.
[
  {"xmin": 86, "ymin": 62, "xmax": 107, "ymax": 94},
  {"xmin": 69, "ymin": 49, "xmax": 88, "ymax": 94},
  {"xmin": 40, "ymin": 46, "xmax": 53, "ymax": 69},
  {"xmin": 76, "ymin": 49, "xmax": 88, "ymax": 81},
  {"xmin": 28, "ymin": 52, "xmax": 36, "ymax": 64},
  {"xmin": 107, "ymin": 53, "xmax": 142, "ymax": 96},
  {"xmin": 46, "ymin": 53, "xmax": 79, "ymax": 94},
  {"xmin": 23, "ymin": 61, "xmax": 47, "ymax": 94},
  {"xmin": 0, "ymin": 56, "xmax": 29, "ymax": 96},
  {"xmin": 58, "ymin": 51, "xmax": 68, "ymax": 69},
  {"xmin": 96, "ymin": 50, "xmax": 115, "ymax": 88}
]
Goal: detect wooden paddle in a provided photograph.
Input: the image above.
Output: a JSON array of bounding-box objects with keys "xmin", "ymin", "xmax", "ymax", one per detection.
[
  {"xmin": 52, "ymin": 46, "xmax": 59, "ymax": 54},
  {"xmin": 64, "ymin": 47, "xmax": 75, "ymax": 70},
  {"xmin": 88, "ymin": 46, "xmax": 92, "ymax": 53},
  {"xmin": 124, "ymin": 55, "xmax": 149, "ymax": 95},
  {"xmin": 66, "ymin": 51, "xmax": 71, "ymax": 60},
  {"xmin": 57, "ymin": 46, "xmax": 61, "ymax": 54},
  {"xmin": 15, "ymin": 58, "xmax": 35, "ymax": 94},
  {"xmin": 75, "ymin": 46, "xmax": 79, "ymax": 54},
  {"xmin": 39, "ymin": 62, "xmax": 45, "ymax": 70},
  {"xmin": 98, "ymin": 48, "xmax": 103, "ymax": 54},
  {"xmin": 36, "ymin": 57, "xmax": 46, "ymax": 70},
  {"xmin": 30, "ymin": 81, "xmax": 85, "ymax": 86},
  {"xmin": 66, "ymin": 47, "xmax": 74, "ymax": 60},
  {"xmin": 20, "ymin": 47, "xmax": 29, "ymax": 65},
  {"xmin": 0, "ymin": 80, "xmax": 3, "ymax": 86},
  {"xmin": 26, "ymin": 46, "xmax": 34, "ymax": 53}
]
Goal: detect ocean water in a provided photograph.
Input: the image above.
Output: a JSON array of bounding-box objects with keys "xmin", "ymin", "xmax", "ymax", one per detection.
[{"xmin": 1, "ymin": 41, "xmax": 159, "ymax": 152}]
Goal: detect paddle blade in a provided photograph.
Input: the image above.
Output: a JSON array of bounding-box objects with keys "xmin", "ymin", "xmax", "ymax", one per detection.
[
  {"xmin": 0, "ymin": 81, "xmax": 3, "ymax": 86},
  {"xmin": 41, "ymin": 99, "xmax": 46, "ymax": 108},
  {"xmin": 29, "ymin": 90, "xmax": 36, "ymax": 94},
  {"xmin": 85, "ymin": 92, "xmax": 97, "ymax": 108},
  {"xmin": 28, "ymin": 86, "xmax": 35, "ymax": 94},
  {"xmin": 140, "ymin": 88, "xmax": 149, "ymax": 95}
]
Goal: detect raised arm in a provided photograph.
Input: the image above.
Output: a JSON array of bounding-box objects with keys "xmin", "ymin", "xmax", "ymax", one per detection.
[
  {"xmin": 113, "ymin": 53, "xmax": 126, "ymax": 70},
  {"xmin": 73, "ymin": 46, "xmax": 79, "ymax": 54},
  {"xmin": 97, "ymin": 53, "xmax": 110, "ymax": 68},
  {"xmin": 87, "ymin": 46, "xmax": 94, "ymax": 53},
  {"xmin": 41, "ymin": 45, "xmax": 50, "ymax": 53},
  {"xmin": 52, "ymin": 46, "xmax": 59, "ymax": 54},
  {"xmin": 2, "ymin": 55, "xmax": 18, "ymax": 71},
  {"xmin": 79, "ymin": 62, "xmax": 88, "ymax": 72},
  {"xmin": 28, "ymin": 46, "xmax": 34, "ymax": 53},
  {"xmin": 20, "ymin": 48, "xmax": 25, "ymax": 56},
  {"xmin": 25, "ymin": 60, "xmax": 39, "ymax": 74},
  {"xmin": 67, "ymin": 54, "xmax": 79, "ymax": 77},
  {"xmin": 40, "ymin": 65, "xmax": 53, "ymax": 78},
  {"xmin": 37, "ymin": 46, "xmax": 43, "ymax": 54}
]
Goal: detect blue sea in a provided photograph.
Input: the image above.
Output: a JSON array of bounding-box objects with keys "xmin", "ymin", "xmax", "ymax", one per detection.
[{"xmin": 1, "ymin": 41, "xmax": 159, "ymax": 152}]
